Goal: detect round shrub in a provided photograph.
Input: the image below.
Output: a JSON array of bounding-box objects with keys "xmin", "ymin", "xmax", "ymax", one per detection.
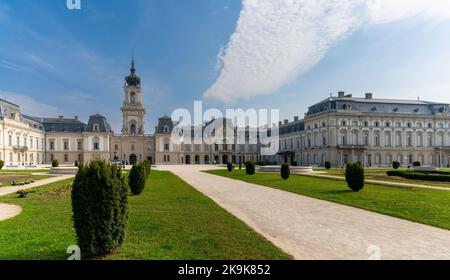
[
  {"xmin": 71, "ymin": 160, "xmax": 129, "ymax": 258},
  {"xmin": 0, "ymin": 160, "xmax": 4, "ymax": 170},
  {"xmin": 128, "ymin": 163, "xmax": 147, "ymax": 195},
  {"xmin": 324, "ymin": 161, "xmax": 331, "ymax": 169},
  {"xmin": 392, "ymin": 161, "xmax": 400, "ymax": 169},
  {"xmin": 245, "ymin": 161, "xmax": 255, "ymax": 175},
  {"xmin": 413, "ymin": 161, "xmax": 421, "ymax": 167},
  {"xmin": 281, "ymin": 163, "xmax": 290, "ymax": 180},
  {"xmin": 345, "ymin": 163, "xmax": 365, "ymax": 192},
  {"xmin": 291, "ymin": 161, "xmax": 298, "ymax": 167},
  {"xmin": 52, "ymin": 159, "xmax": 59, "ymax": 167},
  {"xmin": 227, "ymin": 162, "xmax": 234, "ymax": 172}
]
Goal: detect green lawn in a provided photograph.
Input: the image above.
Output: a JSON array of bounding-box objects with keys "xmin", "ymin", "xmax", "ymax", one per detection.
[
  {"xmin": 207, "ymin": 169, "xmax": 450, "ymax": 231},
  {"xmin": 0, "ymin": 171, "xmax": 290, "ymax": 260},
  {"xmin": 0, "ymin": 173, "xmax": 55, "ymax": 187},
  {"xmin": 0, "ymin": 169, "xmax": 50, "ymax": 173},
  {"xmin": 313, "ymin": 168, "xmax": 450, "ymax": 188}
]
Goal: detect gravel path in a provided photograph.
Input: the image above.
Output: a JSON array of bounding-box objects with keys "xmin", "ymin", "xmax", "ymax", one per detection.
[
  {"xmin": 0, "ymin": 203, "xmax": 22, "ymax": 221},
  {"xmin": 157, "ymin": 165, "xmax": 450, "ymax": 260}
]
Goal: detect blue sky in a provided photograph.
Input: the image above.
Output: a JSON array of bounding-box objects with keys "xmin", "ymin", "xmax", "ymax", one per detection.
[{"xmin": 1, "ymin": 0, "xmax": 450, "ymax": 132}]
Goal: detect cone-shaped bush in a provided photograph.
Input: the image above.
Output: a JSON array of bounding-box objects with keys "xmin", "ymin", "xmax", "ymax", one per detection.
[
  {"xmin": 325, "ymin": 161, "xmax": 331, "ymax": 169},
  {"xmin": 345, "ymin": 162, "xmax": 365, "ymax": 192},
  {"xmin": 227, "ymin": 162, "xmax": 234, "ymax": 172},
  {"xmin": 0, "ymin": 160, "xmax": 4, "ymax": 170},
  {"xmin": 245, "ymin": 161, "xmax": 255, "ymax": 175},
  {"xmin": 142, "ymin": 160, "xmax": 151, "ymax": 176},
  {"xmin": 281, "ymin": 163, "xmax": 290, "ymax": 180},
  {"xmin": 128, "ymin": 163, "xmax": 147, "ymax": 195},
  {"xmin": 71, "ymin": 160, "xmax": 128, "ymax": 258},
  {"xmin": 392, "ymin": 161, "xmax": 400, "ymax": 169}
]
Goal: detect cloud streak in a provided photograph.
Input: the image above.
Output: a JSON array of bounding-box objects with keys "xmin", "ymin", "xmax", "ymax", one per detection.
[{"xmin": 203, "ymin": 0, "xmax": 450, "ymax": 103}]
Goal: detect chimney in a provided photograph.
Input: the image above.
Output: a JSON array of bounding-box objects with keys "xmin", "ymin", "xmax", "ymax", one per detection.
[
  {"xmin": 284, "ymin": 119, "xmax": 289, "ymax": 125},
  {"xmin": 294, "ymin": 116, "xmax": 299, "ymax": 122},
  {"xmin": 338, "ymin": 91, "xmax": 345, "ymax": 98},
  {"xmin": 365, "ymin": 93, "xmax": 373, "ymax": 99},
  {"xmin": 58, "ymin": 115, "xmax": 64, "ymax": 121}
]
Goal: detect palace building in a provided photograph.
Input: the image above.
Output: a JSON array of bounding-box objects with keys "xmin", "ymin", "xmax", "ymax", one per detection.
[{"xmin": 1, "ymin": 60, "xmax": 449, "ymax": 168}]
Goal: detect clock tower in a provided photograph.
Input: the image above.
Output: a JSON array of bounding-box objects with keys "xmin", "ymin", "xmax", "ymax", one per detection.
[{"xmin": 121, "ymin": 55, "xmax": 146, "ymax": 136}]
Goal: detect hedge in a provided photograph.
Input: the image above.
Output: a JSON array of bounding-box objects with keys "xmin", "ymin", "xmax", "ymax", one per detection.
[
  {"xmin": 281, "ymin": 163, "xmax": 290, "ymax": 180},
  {"xmin": 387, "ymin": 170, "xmax": 450, "ymax": 182},
  {"xmin": 227, "ymin": 162, "xmax": 234, "ymax": 172},
  {"xmin": 71, "ymin": 160, "xmax": 129, "ymax": 258}
]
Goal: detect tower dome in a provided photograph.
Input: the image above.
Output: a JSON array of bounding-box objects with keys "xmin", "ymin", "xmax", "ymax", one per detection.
[{"xmin": 125, "ymin": 54, "xmax": 141, "ymax": 87}]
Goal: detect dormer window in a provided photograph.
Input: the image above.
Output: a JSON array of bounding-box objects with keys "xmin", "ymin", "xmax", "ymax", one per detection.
[
  {"xmin": 164, "ymin": 125, "xmax": 169, "ymax": 133},
  {"xmin": 93, "ymin": 124, "xmax": 99, "ymax": 132}
]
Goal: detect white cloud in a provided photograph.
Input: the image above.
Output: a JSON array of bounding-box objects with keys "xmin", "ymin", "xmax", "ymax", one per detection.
[
  {"xmin": 203, "ymin": 0, "xmax": 450, "ymax": 103},
  {"xmin": 0, "ymin": 91, "xmax": 62, "ymax": 117}
]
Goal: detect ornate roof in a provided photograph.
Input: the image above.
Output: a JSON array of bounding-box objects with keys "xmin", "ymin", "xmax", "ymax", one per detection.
[{"xmin": 125, "ymin": 54, "xmax": 141, "ymax": 87}]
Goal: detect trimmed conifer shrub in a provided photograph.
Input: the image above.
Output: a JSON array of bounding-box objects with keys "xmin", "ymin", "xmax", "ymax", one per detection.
[
  {"xmin": 128, "ymin": 163, "xmax": 147, "ymax": 195},
  {"xmin": 392, "ymin": 161, "xmax": 401, "ymax": 169},
  {"xmin": 291, "ymin": 161, "xmax": 298, "ymax": 167},
  {"xmin": 227, "ymin": 162, "xmax": 234, "ymax": 172},
  {"xmin": 324, "ymin": 161, "xmax": 331, "ymax": 169},
  {"xmin": 142, "ymin": 160, "xmax": 151, "ymax": 176},
  {"xmin": 345, "ymin": 163, "xmax": 365, "ymax": 192},
  {"xmin": 0, "ymin": 160, "xmax": 4, "ymax": 170},
  {"xmin": 52, "ymin": 159, "xmax": 59, "ymax": 167},
  {"xmin": 281, "ymin": 163, "xmax": 290, "ymax": 180},
  {"xmin": 71, "ymin": 160, "xmax": 129, "ymax": 258},
  {"xmin": 245, "ymin": 161, "xmax": 255, "ymax": 175}
]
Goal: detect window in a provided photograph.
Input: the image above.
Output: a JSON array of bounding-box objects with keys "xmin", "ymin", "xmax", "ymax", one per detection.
[
  {"xmin": 342, "ymin": 120, "xmax": 347, "ymax": 126},
  {"xmin": 395, "ymin": 133, "xmax": 402, "ymax": 147},
  {"xmin": 375, "ymin": 122, "xmax": 380, "ymax": 127},
  {"xmin": 374, "ymin": 134, "xmax": 380, "ymax": 146},
  {"xmin": 64, "ymin": 141, "xmax": 69, "ymax": 150},
  {"xmin": 386, "ymin": 122, "xmax": 391, "ymax": 127},
  {"xmin": 64, "ymin": 154, "xmax": 69, "ymax": 162},
  {"xmin": 93, "ymin": 137, "xmax": 100, "ymax": 150},
  {"xmin": 164, "ymin": 143, "xmax": 170, "ymax": 151},
  {"xmin": 77, "ymin": 141, "xmax": 83, "ymax": 150},
  {"xmin": 17, "ymin": 136, "xmax": 20, "ymax": 146},
  {"xmin": 50, "ymin": 154, "xmax": 54, "ymax": 161},
  {"xmin": 407, "ymin": 122, "xmax": 412, "ymax": 128},
  {"xmin": 407, "ymin": 133, "xmax": 412, "ymax": 147},
  {"xmin": 364, "ymin": 133, "xmax": 369, "ymax": 146},
  {"xmin": 385, "ymin": 132, "xmax": 391, "ymax": 146},
  {"xmin": 130, "ymin": 123, "xmax": 136, "ymax": 135},
  {"xmin": 428, "ymin": 123, "xmax": 433, "ymax": 129},
  {"xmin": 115, "ymin": 144, "xmax": 119, "ymax": 151},
  {"xmin": 49, "ymin": 140, "xmax": 55, "ymax": 150},
  {"xmin": 93, "ymin": 124, "xmax": 99, "ymax": 132},
  {"xmin": 428, "ymin": 134, "xmax": 433, "ymax": 147},
  {"xmin": 8, "ymin": 135, "xmax": 12, "ymax": 146},
  {"xmin": 164, "ymin": 126, "xmax": 169, "ymax": 133},
  {"xmin": 130, "ymin": 92, "xmax": 136, "ymax": 104},
  {"xmin": 131, "ymin": 144, "xmax": 135, "ymax": 151}
]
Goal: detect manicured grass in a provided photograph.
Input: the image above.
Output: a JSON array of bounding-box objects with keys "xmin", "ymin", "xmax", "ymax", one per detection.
[
  {"xmin": 0, "ymin": 169, "xmax": 50, "ymax": 173},
  {"xmin": 0, "ymin": 171, "xmax": 290, "ymax": 260},
  {"xmin": 314, "ymin": 168, "xmax": 450, "ymax": 188},
  {"xmin": 0, "ymin": 174, "xmax": 55, "ymax": 187},
  {"xmin": 207, "ymin": 169, "xmax": 450, "ymax": 231}
]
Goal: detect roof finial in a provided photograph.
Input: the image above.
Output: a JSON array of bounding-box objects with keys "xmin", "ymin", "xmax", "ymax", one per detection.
[{"xmin": 131, "ymin": 49, "xmax": 136, "ymax": 73}]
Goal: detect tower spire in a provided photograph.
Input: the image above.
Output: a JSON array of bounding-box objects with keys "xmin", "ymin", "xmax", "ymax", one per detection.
[{"xmin": 130, "ymin": 49, "xmax": 136, "ymax": 74}]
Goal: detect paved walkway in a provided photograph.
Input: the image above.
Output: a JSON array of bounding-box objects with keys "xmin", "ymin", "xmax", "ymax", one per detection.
[
  {"xmin": 0, "ymin": 175, "xmax": 75, "ymax": 197},
  {"xmin": 309, "ymin": 172, "xmax": 450, "ymax": 191},
  {"xmin": 0, "ymin": 203, "xmax": 23, "ymax": 221},
  {"xmin": 157, "ymin": 165, "xmax": 450, "ymax": 260}
]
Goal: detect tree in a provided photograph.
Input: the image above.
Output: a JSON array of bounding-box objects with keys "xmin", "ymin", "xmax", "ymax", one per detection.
[
  {"xmin": 142, "ymin": 160, "xmax": 151, "ymax": 176},
  {"xmin": 128, "ymin": 163, "xmax": 147, "ymax": 195},
  {"xmin": 392, "ymin": 161, "xmax": 401, "ymax": 169},
  {"xmin": 281, "ymin": 163, "xmax": 290, "ymax": 180},
  {"xmin": 0, "ymin": 160, "xmax": 4, "ymax": 170},
  {"xmin": 71, "ymin": 160, "xmax": 128, "ymax": 258},
  {"xmin": 227, "ymin": 162, "xmax": 234, "ymax": 172},
  {"xmin": 52, "ymin": 159, "xmax": 59, "ymax": 167},
  {"xmin": 324, "ymin": 161, "xmax": 331, "ymax": 169},
  {"xmin": 345, "ymin": 163, "xmax": 365, "ymax": 192},
  {"xmin": 245, "ymin": 161, "xmax": 255, "ymax": 175}
]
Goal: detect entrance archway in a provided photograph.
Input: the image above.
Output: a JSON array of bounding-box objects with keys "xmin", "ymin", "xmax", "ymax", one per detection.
[
  {"xmin": 204, "ymin": 155, "xmax": 210, "ymax": 164},
  {"xmin": 185, "ymin": 155, "xmax": 191, "ymax": 165},
  {"xmin": 222, "ymin": 155, "xmax": 228, "ymax": 164},
  {"xmin": 129, "ymin": 154, "xmax": 137, "ymax": 165},
  {"xmin": 195, "ymin": 155, "xmax": 200, "ymax": 164}
]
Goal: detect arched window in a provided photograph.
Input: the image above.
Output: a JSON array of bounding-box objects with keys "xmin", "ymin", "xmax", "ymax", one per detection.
[
  {"xmin": 130, "ymin": 123, "xmax": 137, "ymax": 135},
  {"xmin": 130, "ymin": 92, "xmax": 136, "ymax": 104},
  {"xmin": 164, "ymin": 125, "xmax": 169, "ymax": 133},
  {"xmin": 93, "ymin": 124, "xmax": 99, "ymax": 132}
]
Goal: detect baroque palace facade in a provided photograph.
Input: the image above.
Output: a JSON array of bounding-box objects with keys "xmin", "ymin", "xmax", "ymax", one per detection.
[{"xmin": 1, "ymin": 60, "xmax": 450, "ymax": 167}]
